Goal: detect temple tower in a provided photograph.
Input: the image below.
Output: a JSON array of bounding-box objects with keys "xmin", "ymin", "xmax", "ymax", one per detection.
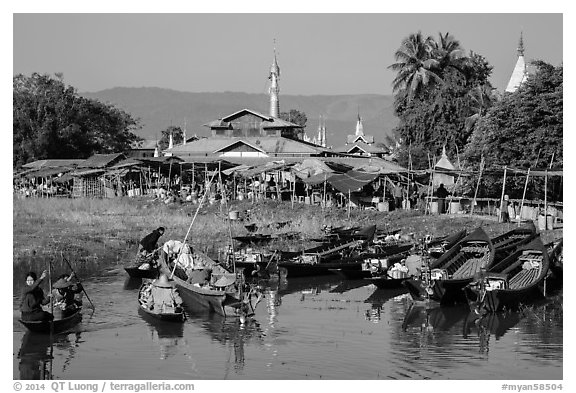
[
  {"xmin": 269, "ymin": 47, "xmax": 280, "ymax": 118},
  {"xmin": 505, "ymin": 33, "xmax": 528, "ymax": 93}
]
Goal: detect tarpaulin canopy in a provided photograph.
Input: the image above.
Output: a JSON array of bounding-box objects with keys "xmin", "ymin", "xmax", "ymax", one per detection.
[
  {"xmin": 327, "ymin": 170, "xmax": 380, "ymax": 194},
  {"xmin": 302, "ymin": 172, "xmax": 336, "ymax": 185},
  {"xmin": 222, "ymin": 164, "xmax": 253, "ymax": 176},
  {"xmin": 292, "ymin": 158, "xmax": 337, "ymax": 179},
  {"xmin": 238, "ymin": 160, "xmax": 292, "ymax": 178},
  {"xmin": 352, "ymin": 159, "xmax": 407, "ymax": 174}
]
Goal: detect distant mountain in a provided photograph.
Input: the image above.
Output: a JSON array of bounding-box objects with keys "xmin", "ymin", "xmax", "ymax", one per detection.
[{"xmin": 81, "ymin": 87, "xmax": 398, "ymax": 147}]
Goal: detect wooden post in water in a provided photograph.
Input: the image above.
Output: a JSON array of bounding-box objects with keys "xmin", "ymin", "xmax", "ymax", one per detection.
[
  {"xmin": 470, "ymin": 156, "xmax": 485, "ymax": 217},
  {"xmin": 347, "ymin": 189, "xmax": 351, "ymax": 219},
  {"xmin": 518, "ymin": 168, "xmax": 531, "ymax": 227},
  {"xmin": 544, "ymin": 169, "xmax": 548, "ymax": 230},
  {"xmin": 498, "ymin": 166, "xmax": 508, "ymax": 222}
]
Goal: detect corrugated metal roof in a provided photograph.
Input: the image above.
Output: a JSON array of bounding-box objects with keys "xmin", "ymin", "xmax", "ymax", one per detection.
[
  {"xmin": 22, "ymin": 159, "xmax": 84, "ymax": 169},
  {"xmin": 77, "ymin": 153, "xmax": 126, "ymax": 168},
  {"xmin": 167, "ymin": 137, "xmax": 325, "ymax": 156},
  {"xmin": 203, "ymin": 108, "xmax": 301, "ymax": 129}
]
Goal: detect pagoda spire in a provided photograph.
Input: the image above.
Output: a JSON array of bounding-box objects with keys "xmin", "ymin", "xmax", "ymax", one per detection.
[
  {"xmin": 355, "ymin": 108, "xmax": 364, "ymax": 136},
  {"xmin": 505, "ymin": 32, "xmax": 528, "ymax": 93},
  {"xmin": 269, "ymin": 42, "xmax": 280, "ymax": 118},
  {"xmin": 182, "ymin": 119, "xmax": 187, "ymax": 145}
]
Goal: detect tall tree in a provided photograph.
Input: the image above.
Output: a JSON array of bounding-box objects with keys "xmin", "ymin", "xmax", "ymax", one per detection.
[
  {"xmin": 388, "ymin": 32, "xmax": 442, "ymax": 101},
  {"xmin": 389, "ymin": 33, "xmax": 494, "ymax": 168},
  {"xmin": 279, "ymin": 109, "xmax": 307, "ymax": 128},
  {"xmin": 13, "ymin": 73, "xmax": 141, "ymax": 167}
]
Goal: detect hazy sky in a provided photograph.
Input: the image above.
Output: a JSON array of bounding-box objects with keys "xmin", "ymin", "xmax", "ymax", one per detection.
[{"xmin": 13, "ymin": 13, "xmax": 563, "ymax": 95}]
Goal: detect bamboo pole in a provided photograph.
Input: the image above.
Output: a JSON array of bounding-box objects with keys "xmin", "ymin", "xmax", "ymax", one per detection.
[
  {"xmin": 425, "ymin": 153, "xmax": 434, "ymax": 215},
  {"xmin": 544, "ymin": 170, "xmax": 548, "ymax": 230},
  {"xmin": 322, "ymin": 173, "xmax": 327, "ymax": 210},
  {"xmin": 291, "ymin": 175, "xmax": 296, "ymax": 209},
  {"xmin": 498, "ymin": 166, "xmax": 508, "ymax": 223},
  {"xmin": 347, "ymin": 189, "xmax": 351, "ymax": 219},
  {"xmin": 518, "ymin": 168, "xmax": 531, "ymax": 227},
  {"xmin": 470, "ymin": 156, "xmax": 485, "ymax": 217}
]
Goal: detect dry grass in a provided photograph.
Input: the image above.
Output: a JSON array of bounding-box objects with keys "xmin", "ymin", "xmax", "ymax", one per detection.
[{"xmin": 13, "ymin": 196, "xmax": 563, "ymax": 280}]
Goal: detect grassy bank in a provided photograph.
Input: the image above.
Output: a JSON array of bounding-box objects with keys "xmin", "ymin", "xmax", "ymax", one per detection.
[{"xmin": 13, "ymin": 196, "xmax": 563, "ymax": 281}]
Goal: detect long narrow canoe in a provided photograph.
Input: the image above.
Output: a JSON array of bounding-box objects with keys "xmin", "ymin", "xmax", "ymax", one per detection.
[
  {"xmin": 138, "ymin": 283, "xmax": 186, "ymax": 322},
  {"xmin": 124, "ymin": 266, "xmax": 159, "ymax": 279},
  {"xmin": 427, "ymin": 229, "xmax": 467, "ymax": 259},
  {"xmin": 465, "ymin": 237, "xmax": 550, "ymax": 313},
  {"xmin": 491, "ymin": 222, "xmax": 537, "ymax": 262},
  {"xmin": 404, "ymin": 227, "xmax": 496, "ymax": 305},
  {"xmin": 157, "ymin": 252, "xmax": 249, "ymax": 317}
]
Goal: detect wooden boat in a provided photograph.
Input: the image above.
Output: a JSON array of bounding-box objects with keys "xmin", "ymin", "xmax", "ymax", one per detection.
[
  {"xmin": 491, "ymin": 222, "xmax": 537, "ymax": 262},
  {"xmin": 138, "ymin": 283, "xmax": 186, "ymax": 322},
  {"xmin": 546, "ymin": 238, "xmax": 563, "ymax": 287},
  {"xmin": 328, "ymin": 248, "xmax": 411, "ymax": 280},
  {"xmin": 366, "ymin": 272, "xmax": 409, "ymax": 289},
  {"xmin": 404, "ymin": 227, "xmax": 496, "ymax": 305},
  {"xmin": 464, "ymin": 237, "xmax": 550, "ymax": 313},
  {"xmin": 124, "ymin": 252, "xmax": 159, "ymax": 279},
  {"xmin": 277, "ymin": 225, "xmax": 380, "ymax": 277},
  {"xmin": 157, "ymin": 251, "xmax": 260, "ymax": 317},
  {"xmin": 19, "ymin": 307, "xmax": 82, "ymax": 334},
  {"xmin": 124, "ymin": 265, "xmax": 159, "ymax": 279},
  {"xmin": 232, "ymin": 234, "xmax": 273, "ymax": 246},
  {"xmin": 427, "ymin": 229, "xmax": 467, "ymax": 259}
]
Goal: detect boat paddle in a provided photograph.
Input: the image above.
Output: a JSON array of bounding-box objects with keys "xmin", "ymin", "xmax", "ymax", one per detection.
[{"xmin": 61, "ymin": 251, "xmax": 95, "ymax": 310}]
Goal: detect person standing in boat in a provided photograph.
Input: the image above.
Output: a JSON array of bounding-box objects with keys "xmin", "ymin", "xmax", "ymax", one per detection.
[
  {"xmin": 146, "ymin": 274, "xmax": 183, "ymax": 313},
  {"xmin": 20, "ymin": 271, "xmax": 53, "ymax": 322},
  {"xmin": 51, "ymin": 273, "xmax": 83, "ymax": 317},
  {"xmin": 138, "ymin": 227, "xmax": 165, "ymax": 256}
]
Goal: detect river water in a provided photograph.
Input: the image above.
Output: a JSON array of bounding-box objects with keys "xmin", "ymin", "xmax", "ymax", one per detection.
[{"xmin": 13, "ymin": 265, "xmax": 563, "ymax": 380}]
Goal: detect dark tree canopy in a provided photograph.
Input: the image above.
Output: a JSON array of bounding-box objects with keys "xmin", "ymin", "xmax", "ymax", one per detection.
[
  {"xmin": 158, "ymin": 126, "xmax": 183, "ymax": 151},
  {"xmin": 462, "ymin": 61, "xmax": 563, "ymax": 198},
  {"xmin": 389, "ymin": 33, "xmax": 496, "ymax": 169},
  {"xmin": 279, "ymin": 109, "xmax": 307, "ymax": 128},
  {"xmin": 13, "ymin": 73, "xmax": 141, "ymax": 168}
]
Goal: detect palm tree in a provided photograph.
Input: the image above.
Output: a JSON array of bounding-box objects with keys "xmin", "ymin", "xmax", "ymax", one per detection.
[
  {"xmin": 431, "ymin": 32, "xmax": 465, "ymax": 78},
  {"xmin": 388, "ymin": 32, "xmax": 443, "ymax": 100}
]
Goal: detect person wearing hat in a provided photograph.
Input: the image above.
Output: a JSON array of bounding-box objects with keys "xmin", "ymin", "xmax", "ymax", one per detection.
[
  {"xmin": 51, "ymin": 273, "xmax": 83, "ymax": 316},
  {"xmin": 147, "ymin": 274, "xmax": 183, "ymax": 313},
  {"xmin": 20, "ymin": 270, "xmax": 53, "ymax": 322}
]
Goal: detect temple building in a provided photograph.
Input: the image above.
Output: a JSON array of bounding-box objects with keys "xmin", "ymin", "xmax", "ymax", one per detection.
[
  {"xmin": 166, "ymin": 49, "xmax": 333, "ymax": 163},
  {"xmin": 505, "ymin": 33, "xmax": 529, "ymax": 93},
  {"xmin": 332, "ymin": 113, "xmax": 390, "ymax": 158}
]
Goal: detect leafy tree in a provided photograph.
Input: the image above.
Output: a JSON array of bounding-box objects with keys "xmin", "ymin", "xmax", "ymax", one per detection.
[
  {"xmin": 389, "ymin": 33, "xmax": 495, "ymax": 169},
  {"xmin": 13, "ymin": 73, "xmax": 141, "ymax": 167},
  {"xmin": 279, "ymin": 109, "xmax": 307, "ymax": 128},
  {"xmin": 388, "ymin": 32, "xmax": 442, "ymax": 101},
  {"xmin": 158, "ymin": 126, "xmax": 183, "ymax": 151},
  {"xmin": 463, "ymin": 61, "xmax": 563, "ymax": 199}
]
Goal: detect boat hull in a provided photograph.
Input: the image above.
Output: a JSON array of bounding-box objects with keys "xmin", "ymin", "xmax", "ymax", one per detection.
[
  {"xmin": 19, "ymin": 309, "xmax": 82, "ymax": 334},
  {"xmin": 124, "ymin": 266, "xmax": 159, "ymax": 279},
  {"xmin": 138, "ymin": 305, "xmax": 186, "ymax": 322}
]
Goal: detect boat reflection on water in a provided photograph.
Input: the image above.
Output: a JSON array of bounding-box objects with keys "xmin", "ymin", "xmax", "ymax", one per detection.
[
  {"xmin": 402, "ymin": 303, "xmax": 471, "ymax": 332},
  {"xmin": 364, "ymin": 287, "xmax": 409, "ymax": 323},
  {"xmin": 190, "ymin": 313, "xmax": 265, "ymax": 370},
  {"xmin": 123, "ymin": 277, "xmax": 143, "ymax": 290},
  {"xmin": 463, "ymin": 311, "xmax": 523, "ymax": 353},
  {"xmin": 17, "ymin": 331, "xmax": 81, "ymax": 380},
  {"xmin": 329, "ymin": 279, "xmax": 371, "ymax": 294},
  {"xmin": 139, "ymin": 313, "xmax": 185, "ymax": 360}
]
